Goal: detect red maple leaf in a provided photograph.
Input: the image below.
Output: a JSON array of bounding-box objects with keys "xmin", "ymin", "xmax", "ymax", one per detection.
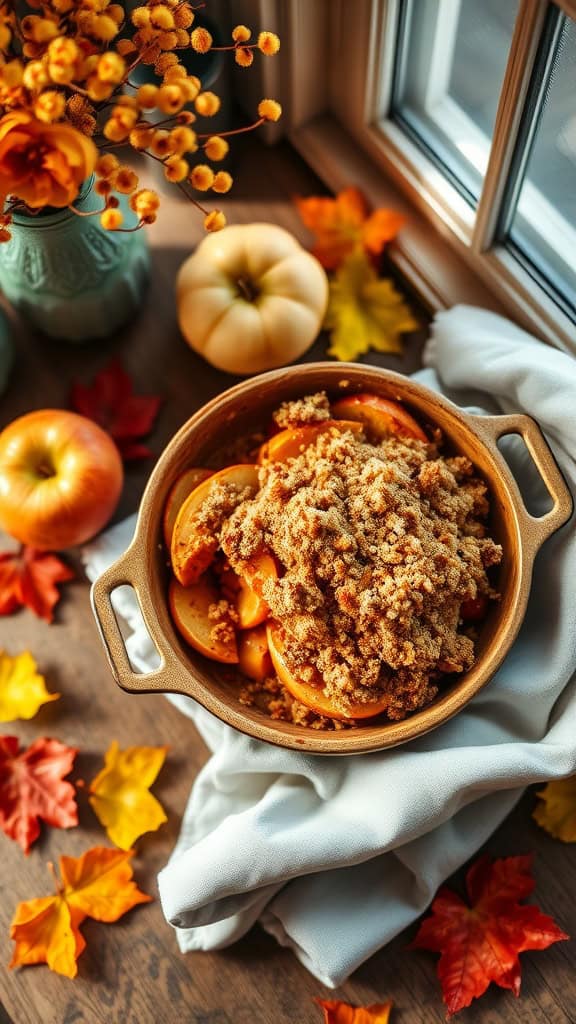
[
  {"xmin": 0, "ymin": 546, "xmax": 74, "ymax": 622},
  {"xmin": 411, "ymin": 854, "xmax": 568, "ymax": 1016},
  {"xmin": 0, "ymin": 737, "xmax": 78, "ymax": 853},
  {"xmin": 70, "ymin": 359, "xmax": 162, "ymax": 461}
]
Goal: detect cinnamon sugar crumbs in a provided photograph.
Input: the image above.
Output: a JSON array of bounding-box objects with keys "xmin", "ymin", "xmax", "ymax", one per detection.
[
  {"xmin": 172, "ymin": 480, "xmax": 254, "ymax": 573},
  {"xmin": 273, "ymin": 391, "xmax": 332, "ymax": 429},
  {"xmin": 239, "ymin": 675, "xmax": 355, "ymax": 730},
  {"xmin": 218, "ymin": 394, "xmax": 502, "ymax": 721},
  {"xmin": 208, "ymin": 598, "xmax": 238, "ymax": 648}
]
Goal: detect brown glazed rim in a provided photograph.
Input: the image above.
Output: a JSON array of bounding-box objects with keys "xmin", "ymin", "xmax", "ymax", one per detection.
[{"xmin": 91, "ymin": 363, "xmax": 573, "ymax": 755}]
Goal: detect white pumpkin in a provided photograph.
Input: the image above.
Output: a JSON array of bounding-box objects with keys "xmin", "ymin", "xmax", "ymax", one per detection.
[{"xmin": 176, "ymin": 222, "xmax": 329, "ymax": 375}]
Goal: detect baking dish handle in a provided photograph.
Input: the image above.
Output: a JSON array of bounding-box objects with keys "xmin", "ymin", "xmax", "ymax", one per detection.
[
  {"xmin": 467, "ymin": 412, "xmax": 573, "ymax": 556},
  {"xmin": 90, "ymin": 544, "xmax": 181, "ymax": 694}
]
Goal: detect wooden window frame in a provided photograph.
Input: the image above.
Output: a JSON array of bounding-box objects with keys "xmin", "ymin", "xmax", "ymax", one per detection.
[{"xmin": 235, "ymin": 0, "xmax": 576, "ymax": 352}]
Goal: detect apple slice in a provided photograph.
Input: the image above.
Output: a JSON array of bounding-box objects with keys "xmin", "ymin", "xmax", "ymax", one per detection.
[
  {"xmin": 217, "ymin": 562, "xmax": 269, "ymax": 629},
  {"xmin": 238, "ymin": 548, "xmax": 278, "ymax": 599},
  {"xmin": 163, "ymin": 467, "xmax": 213, "ymax": 548},
  {"xmin": 267, "ymin": 623, "xmax": 391, "ymax": 721},
  {"xmin": 330, "ymin": 393, "xmax": 427, "ymax": 442},
  {"xmin": 171, "ymin": 463, "xmax": 259, "ymax": 586},
  {"xmin": 238, "ymin": 625, "xmax": 273, "ymax": 681},
  {"xmin": 169, "ymin": 576, "xmax": 238, "ymax": 663},
  {"xmin": 258, "ymin": 420, "xmax": 363, "ymax": 464},
  {"xmin": 237, "ymin": 577, "xmax": 269, "ymax": 628}
]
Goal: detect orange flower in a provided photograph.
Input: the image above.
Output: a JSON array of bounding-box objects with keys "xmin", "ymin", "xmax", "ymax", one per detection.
[{"xmin": 0, "ymin": 111, "xmax": 96, "ymax": 209}]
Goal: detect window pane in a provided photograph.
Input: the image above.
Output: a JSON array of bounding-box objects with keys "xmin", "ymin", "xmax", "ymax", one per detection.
[
  {"xmin": 507, "ymin": 15, "xmax": 576, "ymax": 310},
  {"xmin": 392, "ymin": 0, "xmax": 518, "ymax": 201}
]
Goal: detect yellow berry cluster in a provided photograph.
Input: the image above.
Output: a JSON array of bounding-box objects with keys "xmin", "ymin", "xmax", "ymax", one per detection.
[{"xmin": 0, "ymin": 1, "xmax": 282, "ymax": 238}]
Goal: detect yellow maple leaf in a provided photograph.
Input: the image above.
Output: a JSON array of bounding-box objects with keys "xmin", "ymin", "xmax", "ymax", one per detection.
[
  {"xmin": 89, "ymin": 741, "xmax": 168, "ymax": 850},
  {"xmin": 324, "ymin": 250, "xmax": 418, "ymax": 361},
  {"xmin": 10, "ymin": 847, "xmax": 151, "ymax": 978},
  {"xmin": 533, "ymin": 776, "xmax": 576, "ymax": 842},
  {"xmin": 0, "ymin": 650, "xmax": 59, "ymax": 722}
]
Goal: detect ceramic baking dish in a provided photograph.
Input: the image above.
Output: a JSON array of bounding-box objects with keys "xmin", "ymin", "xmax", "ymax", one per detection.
[{"xmin": 91, "ymin": 363, "xmax": 573, "ymax": 755}]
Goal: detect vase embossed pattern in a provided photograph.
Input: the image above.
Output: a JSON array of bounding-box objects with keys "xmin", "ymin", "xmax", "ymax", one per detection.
[{"xmin": 0, "ymin": 178, "xmax": 150, "ymax": 342}]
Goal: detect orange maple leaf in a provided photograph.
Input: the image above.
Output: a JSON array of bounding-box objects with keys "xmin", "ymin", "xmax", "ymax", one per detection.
[
  {"xmin": 411, "ymin": 854, "xmax": 568, "ymax": 1016},
  {"xmin": 0, "ymin": 546, "xmax": 74, "ymax": 622},
  {"xmin": 316, "ymin": 999, "xmax": 393, "ymax": 1023},
  {"xmin": 10, "ymin": 847, "xmax": 152, "ymax": 978},
  {"xmin": 295, "ymin": 187, "xmax": 405, "ymax": 270}
]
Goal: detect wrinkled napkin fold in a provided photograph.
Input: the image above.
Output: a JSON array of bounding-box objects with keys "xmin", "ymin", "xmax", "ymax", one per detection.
[{"xmin": 83, "ymin": 306, "xmax": 576, "ymax": 988}]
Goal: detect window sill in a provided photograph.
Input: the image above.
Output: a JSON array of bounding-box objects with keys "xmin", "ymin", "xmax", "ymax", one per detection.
[{"xmin": 291, "ymin": 113, "xmax": 575, "ymax": 352}]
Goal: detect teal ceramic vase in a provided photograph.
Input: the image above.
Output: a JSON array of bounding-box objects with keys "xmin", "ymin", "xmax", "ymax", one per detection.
[{"xmin": 0, "ymin": 178, "xmax": 150, "ymax": 342}]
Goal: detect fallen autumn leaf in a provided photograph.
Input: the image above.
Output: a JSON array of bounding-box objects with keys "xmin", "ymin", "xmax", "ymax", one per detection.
[
  {"xmin": 0, "ymin": 546, "xmax": 74, "ymax": 622},
  {"xmin": 0, "ymin": 736, "xmax": 78, "ymax": 853},
  {"xmin": 533, "ymin": 776, "xmax": 576, "ymax": 842},
  {"xmin": 71, "ymin": 359, "xmax": 162, "ymax": 461},
  {"xmin": 411, "ymin": 854, "xmax": 568, "ymax": 1016},
  {"xmin": 0, "ymin": 650, "xmax": 59, "ymax": 722},
  {"xmin": 10, "ymin": 847, "xmax": 151, "ymax": 977},
  {"xmin": 89, "ymin": 740, "xmax": 168, "ymax": 850}
]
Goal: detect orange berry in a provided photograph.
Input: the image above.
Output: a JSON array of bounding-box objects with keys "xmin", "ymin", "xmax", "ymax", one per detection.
[
  {"xmin": 257, "ymin": 31, "xmax": 280, "ymax": 55},
  {"xmin": 204, "ymin": 210, "xmax": 226, "ymax": 232},
  {"xmin": 137, "ymin": 83, "xmax": 158, "ymax": 109},
  {"xmin": 212, "ymin": 171, "xmax": 233, "ymax": 194},
  {"xmin": 232, "ymin": 25, "xmax": 251, "ymax": 43},
  {"xmin": 189, "ymin": 164, "xmax": 214, "ymax": 190},
  {"xmin": 258, "ymin": 98, "xmax": 282, "ymax": 122},
  {"xmin": 164, "ymin": 156, "xmax": 189, "ymax": 182},
  {"xmin": 157, "ymin": 83, "xmax": 185, "ymax": 115},
  {"xmin": 194, "ymin": 91, "xmax": 220, "ymax": 117},
  {"xmin": 235, "ymin": 47, "xmax": 253, "ymax": 68},
  {"xmin": 204, "ymin": 135, "xmax": 229, "ymax": 161},
  {"xmin": 101, "ymin": 208, "xmax": 123, "ymax": 230},
  {"xmin": 95, "ymin": 153, "xmax": 120, "ymax": 178},
  {"xmin": 115, "ymin": 167, "xmax": 139, "ymax": 194},
  {"xmin": 190, "ymin": 27, "xmax": 212, "ymax": 53}
]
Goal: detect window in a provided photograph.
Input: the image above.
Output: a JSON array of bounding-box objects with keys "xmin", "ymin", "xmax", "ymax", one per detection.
[
  {"xmin": 279, "ymin": 0, "xmax": 576, "ymax": 351},
  {"xmin": 392, "ymin": 0, "xmax": 519, "ymax": 203},
  {"xmin": 504, "ymin": 12, "xmax": 576, "ymax": 316}
]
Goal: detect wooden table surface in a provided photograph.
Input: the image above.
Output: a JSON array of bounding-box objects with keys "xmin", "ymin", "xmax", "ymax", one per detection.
[{"xmin": 0, "ymin": 142, "xmax": 574, "ymax": 1024}]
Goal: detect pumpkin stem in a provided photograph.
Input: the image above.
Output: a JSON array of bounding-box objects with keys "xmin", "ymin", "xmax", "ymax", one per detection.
[{"xmin": 236, "ymin": 276, "xmax": 259, "ymax": 302}]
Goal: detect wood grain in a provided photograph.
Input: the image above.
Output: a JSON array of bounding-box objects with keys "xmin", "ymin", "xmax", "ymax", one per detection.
[{"xmin": 0, "ymin": 141, "xmax": 573, "ymax": 1024}]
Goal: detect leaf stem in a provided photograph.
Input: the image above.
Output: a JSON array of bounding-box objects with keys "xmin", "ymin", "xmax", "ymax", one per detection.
[{"xmin": 47, "ymin": 861, "xmax": 63, "ymax": 896}]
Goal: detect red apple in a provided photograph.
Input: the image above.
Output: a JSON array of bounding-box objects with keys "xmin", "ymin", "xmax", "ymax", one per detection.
[
  {"xmin": 330, "ymin": 393, "xmax": 427, "ymax": 442},
  {"xmin": 0, "ymin": 409, "xmax": 123, "ymax": 549}
]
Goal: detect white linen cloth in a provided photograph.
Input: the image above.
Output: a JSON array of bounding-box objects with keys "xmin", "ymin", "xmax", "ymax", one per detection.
[{"xmin": 83, "ymin": 306, "xmax": 576, "ymax": 988}]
